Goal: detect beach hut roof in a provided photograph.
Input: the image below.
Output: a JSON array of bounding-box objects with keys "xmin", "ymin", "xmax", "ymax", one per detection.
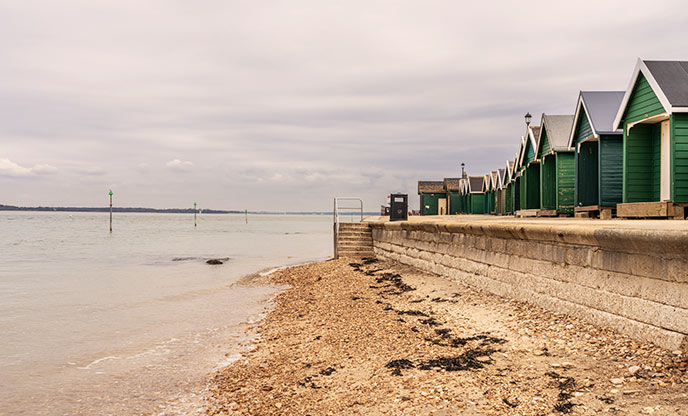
[
  {"xmin": 503, "ymin": 161, "xmax": 514, "ymax": 184},
  {"xmin": 498, "ymin": 168, "xmax": 506, "ymax": 187},
  {"xmin": 539, "ymin": 114, "xmax": 574, "ymax": 153},
  {"xmin": 568, "ymin": 91, "xmax": 624, "ymax": 146},
  {"xmin": 490, "ymin": 170, "xmax": 500, "ymax": 190},
  {"xmin": 443, "ymin": 178, "xmax": 461, "ymax": 191},
  {"xmin": 613, "ymin": 59, "xmax": 688, "ymax": 130},
  {"xmin": 519, "ymin": 125, "xmax": 540, "ymax": 166},
  {"xmin": 418, "ymin": 181, "xmax": 444, "ymax": 193},
  {"xmin": 467, "ymin": 176, "xmax": 484, "ymax": 193}
]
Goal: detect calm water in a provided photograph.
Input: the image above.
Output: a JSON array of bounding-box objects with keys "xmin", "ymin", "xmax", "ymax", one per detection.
[{"xmin": 0, "ymin": 212, "xmax": 332, "ymax": 415}]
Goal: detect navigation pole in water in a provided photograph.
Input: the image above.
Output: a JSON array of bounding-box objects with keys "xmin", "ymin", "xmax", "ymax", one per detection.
[
  {"xmin": 245, "ymin": 209, "xmax": 248, "ymax": 224},
  {"xmin": 194, "ymin": 202, "xmax": 197, "ymax": 227},
  {"xmin": 109, "ymin": 189, "xmax": 113, "ymax": 233}
]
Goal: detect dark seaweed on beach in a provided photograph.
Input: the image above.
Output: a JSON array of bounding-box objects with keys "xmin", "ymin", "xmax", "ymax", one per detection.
[
  {"xmin": 396, "ymin": 309, "xmax": 429, "ymax": 317},
  {"xmin": 553, "ymin": 402, "xmax": 575, "ymax": 413},
  {"xmin": 418, "ymin": 348, "xmax": 496, "ymax": 372},
  {"xmin": 502, "ymin": 397, "xmax": 519, "ymax": 408},
  {"xmin": 320, "ymin": 367, "xmax": 336, "ymax": 376},
  {"xmin": 386, "ymin": 359, "xmax": 415, "ymax": 376},
  {"xmin": 373, "ymin": 272, "xmax": 415, "ymax": 294},
  {"xmin": 450, "ymin": 334, "xmax": 507, "ymax": 347},
  {"xmin": 419, "ymin": 317, "xmax": 441, "ymax": 326},
  {"xmin": 597, "ymin": 396, "xmax": 614, "ymax": 404},
  {"xmin": 361, "ymin": 258, "xmax": 379, "ymax": 264}
]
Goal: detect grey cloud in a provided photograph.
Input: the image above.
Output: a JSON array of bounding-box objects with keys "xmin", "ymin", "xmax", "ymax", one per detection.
[{"xmin": 1, "ymin": 0, "xmax": 687, "ymax": 210}]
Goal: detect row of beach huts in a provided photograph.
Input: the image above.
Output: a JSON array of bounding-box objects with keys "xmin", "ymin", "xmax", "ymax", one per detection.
[{"xmin": 417, "ymin": 59, "xmax": 688, "ymax": 220}]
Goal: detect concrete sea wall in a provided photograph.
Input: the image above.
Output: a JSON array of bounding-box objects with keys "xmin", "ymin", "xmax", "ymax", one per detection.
[{"xmin": 367, "ymin": 217, "xmax": 688, "ymax": 352}]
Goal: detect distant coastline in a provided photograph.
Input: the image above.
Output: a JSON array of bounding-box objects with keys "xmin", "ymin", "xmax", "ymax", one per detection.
[{"xmin": 0, "ymin": 204, "xmax": 379, "ymax": 216}]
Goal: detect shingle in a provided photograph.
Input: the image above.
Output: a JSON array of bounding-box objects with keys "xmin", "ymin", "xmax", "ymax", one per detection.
[
  {"xmin": 443, "ymin": 178, "xmax": 461, "ymax": 191},
  {"xmin": 543, "ymin": 115, "xmax": 574, "ymax": 151},
  {"xmin": 644, "ymin": 60, "xmax": 688, "ymax": 107},
  {"xmin": 418, "ymin": 181, "xmax": 444, "ymax": 193},
  {"xmin": 580, "ymin": 91, "xmax": 624, "ymax": 135}
]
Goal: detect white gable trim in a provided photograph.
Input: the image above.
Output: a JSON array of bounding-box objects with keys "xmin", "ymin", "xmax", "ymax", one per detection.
[
  {"xmin": 613, "ymin": 58, "xmax": 673, "ymax": 130},
  {"xmin": 568, "ymin": 94, "xmax": 600, "ymax": 148}
]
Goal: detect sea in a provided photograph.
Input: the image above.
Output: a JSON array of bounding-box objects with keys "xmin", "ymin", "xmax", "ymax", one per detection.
[{"xmin": 0, "ymin": 211, "xmax": 333, "ymax": 415}]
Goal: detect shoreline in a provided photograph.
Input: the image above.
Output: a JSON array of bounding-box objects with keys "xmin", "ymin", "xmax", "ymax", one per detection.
[{"xmin": 203, "ymin": 257, "xmax": 688, "ymax": 415}]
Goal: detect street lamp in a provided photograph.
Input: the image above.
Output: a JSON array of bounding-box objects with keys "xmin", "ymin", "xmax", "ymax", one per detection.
[
  {"xmin": 461, "ymin": 162, "xmax": 466, "ymax": 178},
  {"xmin": 524, "ymin": 112, "xmax": 532, "ymax": 127}
]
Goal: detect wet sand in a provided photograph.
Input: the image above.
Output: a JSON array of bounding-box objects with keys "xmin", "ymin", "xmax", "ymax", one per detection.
[{"xmin": 203, "ymin": 258, "xmax": 688, "ymax": 415}]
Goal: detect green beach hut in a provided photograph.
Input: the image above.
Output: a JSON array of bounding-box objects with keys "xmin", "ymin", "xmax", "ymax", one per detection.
[
  {"xmin": 467, "ymin": 176, "xmax": 486, "ymax": 214},
  {"xmin": 513, "ymin": 138, "xmax": 526, "ymax": 212},
  {"xmin": 417, "ymin": 181, "xmax": 445, "ymax": 215},
  {"xmin": 503, "ymin": 160, "xmax": 515, "ymax": 215},
  {"xmin": 443, "ymin": 178, "xmax": 462, "ymax": 214},
  {"xmin": 613, "ymin": 59, "xmax": 688, "ymax": 219},
  {"xmin": 518, "ymin": 125, "xmax": 542, "ymax": 213},
  {"xmin": 568, "ymin": 91, "xmax": 625, "ymax": 219},
  {"xmin": 536, "ymin": 114, "xmax": 575, "ymax": 216},
  {"xmin": 497, "ymin": 167, "xmax": 507, "ymax": 215}
]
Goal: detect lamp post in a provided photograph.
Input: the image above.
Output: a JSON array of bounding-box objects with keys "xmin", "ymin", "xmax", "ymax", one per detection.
[
  {"xmin": 108, "ymin": 189, "xmax": 113, "ymax": 233},
  {"xmin": 194, "ymin": 202, "xmax": 197, "ymax": 227},
  {"xmin": 461, "ymin": 162, "xmax": 466, "ymax": 178},
  {"xmin": 525, "ymin": 112, "xmax": 532, "ymax": 127}
]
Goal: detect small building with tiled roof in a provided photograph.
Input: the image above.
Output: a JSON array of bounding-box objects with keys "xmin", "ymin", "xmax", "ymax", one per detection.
[
  {"xmin": 417, "ymin": 181, "xmax": 445, "ymax": 215},
  {"xmin": 537, "ymin": 114, "xmax": 575, "ymax": 215},
  {"xmin": 443, "ymin": 178, "xmax": 462, "ymax": 214}
]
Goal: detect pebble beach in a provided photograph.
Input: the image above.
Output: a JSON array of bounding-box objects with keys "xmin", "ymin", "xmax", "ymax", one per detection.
[{"xmin": 202, "ymin": 257, "xmax": 688, "ymax": 415}]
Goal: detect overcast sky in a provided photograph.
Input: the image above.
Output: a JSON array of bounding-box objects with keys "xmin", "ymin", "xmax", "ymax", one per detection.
[{"xmin": 1, "ymin": 0, "xmax": 687, "ymax": 211}]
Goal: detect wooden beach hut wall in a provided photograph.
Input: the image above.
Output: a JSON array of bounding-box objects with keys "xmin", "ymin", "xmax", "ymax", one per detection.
[
  {"xmin": 444, "ymin": 178, "xmax": 462, "ymax": 214},
  {"xmin": 568, "ymin": 91, "xmax": 625, "ymax": 218},
  {"xmin": 503, "ymin": 160, "xmax": 515, "ymax": 214},
  {"xmin": 489, "ymin": 170, "xmax": 500, "ymax": 215},
  {"xmin": 497, "ymin": 167, "xmax": 507, "ymax": 215},
  {"xmin": 483, "ymin": 174, "xmax": 495, "ymax": 214},
  {"xmin": 459, "ymin": 178, "xmax": 468, "ymax": 214},
  {"xmin": 512, "ymin": 139, "xmax": 526, "ymax": 212},
  {"xmin": 518, "ymin": 126, "xmax": 542, "ymax": 211},
  {"xmin": 613, "ymin": 59, "xmax": 688, "ymax": 219},
  {"xmin": 536, "ymin": 114, "xmax": 575, "ymax": 215},
  {"xmin": 417, "ymin": 181, "xmax": 445, "ymax": 215},
  {"xmin": 467, "ymin": 176, "xmax": 487, "ymax": 214}
]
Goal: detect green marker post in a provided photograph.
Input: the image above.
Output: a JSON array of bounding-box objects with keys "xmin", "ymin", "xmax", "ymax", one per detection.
[
  {"xmin": 194, "ymin": 202, "xmax": 197, "ymax": 227},
  {"xmin": 245, "ymin": 209, "xmax": 248, "ymax": 224},
  {"xmin": 108, "ymin": 189, "xmax": 113, "ymax": 233}
]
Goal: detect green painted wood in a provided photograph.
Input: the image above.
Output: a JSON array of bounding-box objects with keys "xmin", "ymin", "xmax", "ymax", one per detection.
[
  {"xmin": 538, "ymin": 127, "xmax": 552, "ymax": 158},
  {"xmin": 673, "ymin": 114, "xmax": 688, "ymax": 203},
  {"xmin": 573, "ymin": 108, "xmax": 593, "ymax": 144},
  {"xmin": 469, "ymin": 193, "xmax": 486, "ymax": 214},
  {"xmin": 525, "ymin": 138, "xmax": 536, "ymax": 165},
  {"xmin": 448, "ymin": 191, "xmax": 461, "ymax": 214},
  {"xmin": 621, "ymin": 73, "xmax": 665, "ymax": 125},
  {"xmin": 514, "ymin": 177, "xmax": 521, "ymax": 211},
  {"xmin": 520, "ymin": 164, "xmax": 541, "ymax": 210},
  {"xmin": 599, "ymin": 135, "xmax": 623, "ymax": 206},
  {"xmin": 541, "ymin": 154, "xmax": 557, "ymax": 210},
  {"xmin": 505, "ymin": 183, "xmax": 513, "ymax": 214},
  {"xmin": 556, "ymin": 151, "xmax": 575, "ymax": 213},
  {"xmin": 576, "ymin": 141, "xmax": 598, "ymax": 207},
  {"xmin": 623, "ymin": 124, "xmax": 660, "ymax": 202},
  {"xmin": 420, "ymin": 193, "xmax": 441, "ymax": 215}
]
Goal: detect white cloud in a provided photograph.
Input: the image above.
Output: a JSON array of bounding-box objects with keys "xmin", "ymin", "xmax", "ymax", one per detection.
[
  {"xmin": 0, "ymin": 158, "xmax": 57, "ymax": 178},
  {"xmin": 165, "ymin": 159, "xmax": 194, "ymax": 171}
]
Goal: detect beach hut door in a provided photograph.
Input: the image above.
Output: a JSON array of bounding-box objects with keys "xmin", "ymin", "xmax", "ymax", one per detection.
[
  {"xmin": 438, "ymin": 198, "xmax": 447, "ymax": 215},
  {"xmin": 661, "ymin": 120, "xmax": 670, "ymax": 201}
]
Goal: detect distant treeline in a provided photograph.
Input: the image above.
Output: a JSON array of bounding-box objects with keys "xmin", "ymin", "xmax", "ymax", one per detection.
[{"xmin": 0, "ymin": 204, "xmax": 379, "ymax": 216}]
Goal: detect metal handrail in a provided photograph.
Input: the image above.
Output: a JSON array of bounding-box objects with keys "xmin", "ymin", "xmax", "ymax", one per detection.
[{"xmin": 333, "ymin": 197, "xmax": 363, "ymax": 259}]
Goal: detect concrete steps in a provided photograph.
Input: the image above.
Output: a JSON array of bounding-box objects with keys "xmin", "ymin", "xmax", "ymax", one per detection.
[{"xmin": 336, "ymin": 222, "xmax": 374, "ymax": 258}]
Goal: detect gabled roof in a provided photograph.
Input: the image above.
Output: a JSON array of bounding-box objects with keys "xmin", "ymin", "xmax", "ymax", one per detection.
[
  {"xmin": 443, "ymin": 178, "xmax": 461, "ymax": 191},
  {"xmin": 519, "ymin": 125, "xmax": 540, "ymax": 166},
  {"xmin": 538, "ymin": 114, "xmax": 574, "ymax": 154},
  {"xmin": 418, "ymin": 181, "xmax": 444, "ymax": 194},
  {"xmin": 498, "ymin": 168, "xmax": 506, "ymax": 188},
  {"xmin": 503, "ymin": 161, "xmax": 513, "ymax": 185},
  {"xmin": 568, "ymin": 91, "xmax": 624, "ymax": 147},
  {"xmin": 490, "ymin": 170, "xmax": 500, "ymax": 191},
  {"xmin": 467, "ymin": 176, "xmax": 484, "ymax": 193},
  {"xmin": 613, "ymin": 58, "xmax": 688, "ymax": 130},
  {"xmin": 459, "ymin": 178, "xmax": 466, "ymax": 194},
  {"xmin": 515, "ymin": 137, "xmax": 526, "ymax": 171},
  {"xmin": 482, "ymin": 174, "xmax": 491, "ymax": 192}
]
